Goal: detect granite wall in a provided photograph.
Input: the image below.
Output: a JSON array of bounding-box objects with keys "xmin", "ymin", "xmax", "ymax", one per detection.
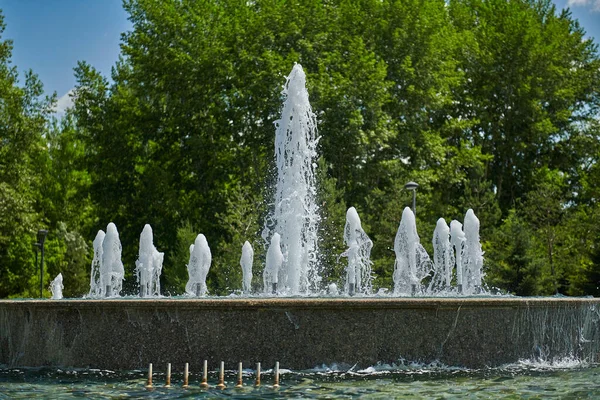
[{"xmin": 1, "ymin": 298, "xmax": 599, "ymax": 371}]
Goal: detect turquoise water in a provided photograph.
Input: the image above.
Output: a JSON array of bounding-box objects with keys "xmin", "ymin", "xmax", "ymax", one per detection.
[{"xmin": 2, "ymin": 361, "xmax": 600, "ymax": 399}]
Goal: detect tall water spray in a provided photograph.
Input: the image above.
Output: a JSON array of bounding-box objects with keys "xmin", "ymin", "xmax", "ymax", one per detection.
[
  {"xmin": 100, "ymin": 223, "xmax": 125, "ymax": 297},
  {"xmin": 88, "ymin": 230, "xmax": 105, "ymax": 297},
  {"xmin": 240, "ymin": 241, "xmax": 254, "ymax": 293},
  {"xmin": 342, "ymin": 207, "xmax": 373, "ymax": 295},
  {"xmin": 393, "ymin": 207, "xmax": 432, "ymax": 295},
  {"xmin": 135, "ymin": 224, "xmax": 164, "ymax": 297},
  {"xmin": 429, "ymin": 218, "xmax": 454, "ymax": 293},
  {"xmin": 463, "ymin": 209, "xmax": 484, "ymax": 294},
  {"xmin": 263, "ymin": 233, "xmax": 284, "ymax": 294},
  {"xmin": 185, "ymin": 234, "xmax": 212, "ymax": 296},
  {"xmin": 265, "ymin": 64, "xmax": 320, "ymax": 295},
  {"xmin": 450, "ymin": 220, "xmax": 466, "ymax": 293}
]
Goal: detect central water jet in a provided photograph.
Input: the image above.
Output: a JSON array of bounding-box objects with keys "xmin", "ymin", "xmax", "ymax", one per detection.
[{"xmin": 265, "ymin": 64, "xmax": 320, "ymax": 295}]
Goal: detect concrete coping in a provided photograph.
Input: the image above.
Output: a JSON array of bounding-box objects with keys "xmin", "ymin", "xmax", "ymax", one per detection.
[{"xmin": 0, "ymin": 296, "xmax": 597, "ymax": 310}]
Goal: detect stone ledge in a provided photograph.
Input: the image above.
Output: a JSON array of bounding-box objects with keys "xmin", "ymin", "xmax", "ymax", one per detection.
[
  {"xmin": 1, "ymin": 297, "xmax": 599, "ymax": 370},
  {"xmin": 1, "ymin": 296, "xmax": 596, "ymax": 309}
]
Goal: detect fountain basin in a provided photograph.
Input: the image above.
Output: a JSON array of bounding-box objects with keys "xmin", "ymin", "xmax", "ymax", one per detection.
[{"xmin": 1, "ymin": 298, "xmax": 599, "ymax": 370}]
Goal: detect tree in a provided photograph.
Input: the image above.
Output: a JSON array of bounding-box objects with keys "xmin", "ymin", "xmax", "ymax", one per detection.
[
  {"xmin": 39, "ymin": 115, "xmax": 96, "ymax": 297},
  {"xmin": 485, "ymin": 209, "xmax": 536, "ymax": 295},
  {"xmin": 58, "ymin": 0, "xmax": 599, "ymax": 298},
  {"xmin": 0, "ymin": 11, "xmax": 55, "ymax": 297},
  {"xmin": 449, "ymin": 0, "xmax": 600, "ymax": 213}
]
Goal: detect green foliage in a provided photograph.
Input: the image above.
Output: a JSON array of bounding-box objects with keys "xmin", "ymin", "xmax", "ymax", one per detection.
[
  {"xmin": 316, "ymin": 157, "xmax": 347, "ymax": 288},
  {"xmin": 43, "ymin": 222, "xmax": 90, "ymax": 298},
  {"xmin": 0, "ymin": 12, "xmax": 55, "ymax": 298},
  {"xmin": 1, "ymin": 1, "xmax": 600, "ymax": 297},
  {"xmin": 485, "ymin": 210, "xmax": 536, "ymax": 295},
  {"xmin": 211, "ymin": 181, "xmax": 264, "ymax": 295},
  {"xmin": 567, "ymin": 204, "xmax": 600, "ymax": 296},
  {"xmin": 449, "ymin": 0, "xmax": 600, "ymax": 211},
  {"xmin": 164, "ymin": 221, "xmax": 197, "ymax": 295}
]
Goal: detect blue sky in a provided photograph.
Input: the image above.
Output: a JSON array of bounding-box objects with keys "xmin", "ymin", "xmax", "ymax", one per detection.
[
  {"xmin": 1, "ymin": 0, "xmax": 599, "ymax": 113},
  {"xmin": 2, "ymin": 0, "xmax": 130, "ymax": 111}
]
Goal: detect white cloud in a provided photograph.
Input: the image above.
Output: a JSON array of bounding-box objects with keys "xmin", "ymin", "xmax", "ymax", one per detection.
[
  {"xmin": 53, "ymin": 89, "xmax": 75, "ymax": 115},
  {"xmin": 567, "ymin": 0, "xmax": 600, "ymax": 12}
]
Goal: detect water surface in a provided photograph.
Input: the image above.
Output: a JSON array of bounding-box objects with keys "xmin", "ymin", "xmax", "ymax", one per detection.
[{"xmin": 2, "ymin": 360, "xmax": 599, "ymax": 399}]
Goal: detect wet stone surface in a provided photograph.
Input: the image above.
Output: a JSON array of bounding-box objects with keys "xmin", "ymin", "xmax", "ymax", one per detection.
[{"xmin": 1, "ymin": 297, "xmax": 599, "ymax": 370}]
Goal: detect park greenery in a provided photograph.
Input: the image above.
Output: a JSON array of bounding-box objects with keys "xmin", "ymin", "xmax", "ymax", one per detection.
[{"xmin": 1, "ymin": 0, "xmax": 599, "ymax": 298}]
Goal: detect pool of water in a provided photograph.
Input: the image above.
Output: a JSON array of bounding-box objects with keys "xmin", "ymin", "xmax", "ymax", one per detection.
[{"xmin": 2, "ymin": 360, "xmax": 600, "ymax": 399}]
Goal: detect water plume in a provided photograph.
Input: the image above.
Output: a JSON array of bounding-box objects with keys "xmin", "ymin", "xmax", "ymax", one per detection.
[
  {"xmin": 393, "ymin": 207, "xmax": 432, "ymax": 295},
  {"xmin": 463, "ymin": 209, "xmax": 484, "ymax": 294},
  {"xmin": 341, "ymin": 207, "xmax": 373, "ymax": 295},
  {"xmin": 265, "ymin": 64, "xmax": 320, "ymax": 295},
  {"xmin": 88, "ymin": 230, "xmax": 105, "ymax": 298},
  {"xmin": 264, "ymin": 233, "xmax": 283, "ymax": 294},
  {"xmin": 135, "ymin": 224, "xmax": 164, "ymax": 297},
  {"xmin": 240, "ymin": 241, "xmax": 254, "ymax": 293},
  {"xmin": 429, "ymin": 218, "xmax": 454, "ymax": 293},
  {"xmin": 185, "ymin": 234, "xmax": 212, "ymax": 296},
  {"xmin": 100, "ymin": 223, "xmax": 124, "ymax": 297},
  {"xmin": 50, "ymin": 273, "xmax": 63, "ymax": 300},
  {"xmin": 449, "ymin": 220, "xmax": 465, "ymax": 293}
]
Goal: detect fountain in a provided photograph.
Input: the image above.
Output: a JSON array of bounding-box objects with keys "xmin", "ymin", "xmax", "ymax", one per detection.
[
  {"xmin": 49, "ymin": 273, "xmax": 63, "ymax": 300},
  {"xmin": 341, "ymin": 207, "xmax": 373, "ymax": 295},
  {"xmin": 135, "ymin": 224, "xmax": 164, "ymax": 298},
  {"xmin": 78, "ymin": 66, "xmax": 484, "ymax": 300},
  {"xmin": 185, "ymin": 234, "xmax": 212, "ymax": 296},
  {"xmin": 263, "ymin": 64, "xmax": 320, "ymax": 295},
  {"xmin": 240, "ymin": 241, "xmax": 254, "ymax": 294},
  {"xmin": 3, "ymin": 65, "xmax": 600, "ymax": 375},
  {"xmin": 65, "ymin": 64, "xmax": 491, "ymax": 301},
  {"xmin": 76, "ymin": 65, "xmax": 486, "ymax": 301}
]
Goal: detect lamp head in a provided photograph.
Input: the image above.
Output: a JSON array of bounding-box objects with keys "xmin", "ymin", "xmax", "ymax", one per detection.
[
  {"xmin": 37, "ymin": 229, "xmax": 49, "ymax": 245},
  {"xmin": 404, "ymin": 181, "xmax": 419, "ymax": 191}
]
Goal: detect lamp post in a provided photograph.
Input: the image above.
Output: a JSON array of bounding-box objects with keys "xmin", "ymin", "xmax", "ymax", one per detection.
[
  {"xmin": 33, "ymin": 242, "xmax": 39, "ymax": 296},
  {"xmin": 404, "ymin": 181, "xmax": 419, "ymax": 216},
  {"xmin": 36, "ymin": 229, "xmax": 48, "ymax": 298}
]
